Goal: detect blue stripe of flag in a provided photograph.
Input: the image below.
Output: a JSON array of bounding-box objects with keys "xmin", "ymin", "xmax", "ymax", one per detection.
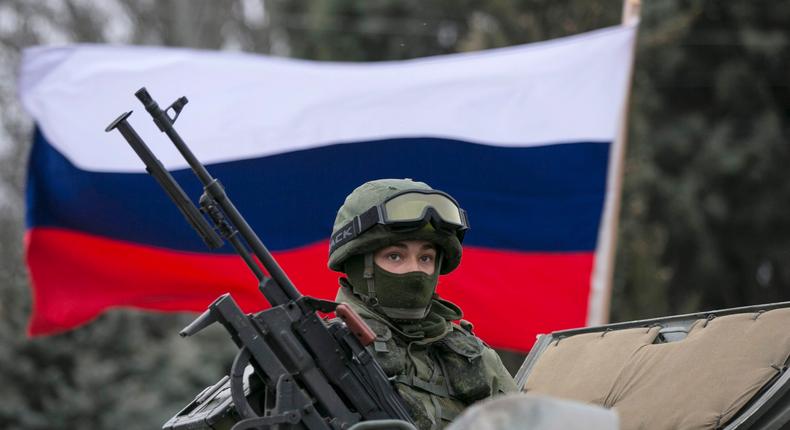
[{"xmin": 26, "ymin": 128, "xmax": 610, "ymax": 253}]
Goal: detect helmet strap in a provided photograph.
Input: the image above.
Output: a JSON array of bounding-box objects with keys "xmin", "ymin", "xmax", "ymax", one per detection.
[
  {"xmin": 363, "ymin": 253, "xmax": 379, "ymax": 307},
  {"xmin": 435, "ymin": 249, "xmax": 443, "ymax": 277}
]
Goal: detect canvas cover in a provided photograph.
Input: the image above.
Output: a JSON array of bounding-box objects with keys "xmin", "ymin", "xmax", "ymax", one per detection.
[{"xmin": 519, "ymin": 305, "xmax": 790, "ymax": 430}]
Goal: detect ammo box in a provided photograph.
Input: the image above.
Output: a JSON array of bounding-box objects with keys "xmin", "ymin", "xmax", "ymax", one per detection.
[{"xmin": 515, "ymin": 302, "xmax": 790, "ymax": 430}]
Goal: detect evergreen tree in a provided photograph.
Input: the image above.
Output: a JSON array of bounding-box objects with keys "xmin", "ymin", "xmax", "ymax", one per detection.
[{"xmin": 613, "ymin": 0, "xmax": 790, "ymax": 321}]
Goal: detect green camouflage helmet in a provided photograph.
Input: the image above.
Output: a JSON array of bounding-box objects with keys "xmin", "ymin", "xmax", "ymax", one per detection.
[{"xmin": 328, "ymin": 179, "xmax": 463, "ymax": 274}]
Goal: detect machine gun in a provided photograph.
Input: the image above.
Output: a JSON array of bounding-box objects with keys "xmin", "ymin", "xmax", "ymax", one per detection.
[{"xmin": 106, "ymin": 88, "xmax": 415, "ymax": 430}]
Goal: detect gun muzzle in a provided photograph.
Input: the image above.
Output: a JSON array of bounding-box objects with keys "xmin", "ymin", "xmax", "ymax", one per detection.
[
  {"xmin": 105, "ymin": 111, "xmax": 133, "ymax": 132},
  {"xmin": 180, "ymin": 306, "xmax": 219, "ymax": 337}
]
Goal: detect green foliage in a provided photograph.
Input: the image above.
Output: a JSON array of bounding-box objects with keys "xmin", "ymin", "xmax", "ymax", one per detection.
[
  {"xmin": 271, "ymin": 0, "xmax": 622, "ymax": 61},
  {"xmin": 612, "ymin": 0, "xmax": 790, "ymax": 321},
  {"xmin": 0, "ymin": 309, "xmax": 236, "ymax": 429}
]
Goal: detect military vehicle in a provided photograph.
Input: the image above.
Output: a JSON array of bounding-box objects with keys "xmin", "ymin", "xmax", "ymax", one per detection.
[
  {"xmin": 515, "ymin": 301, "xmax": 790, "ymax": 429},
  {"xmin": 159, "ymin": 301, "xmax": 790, "ymax": 430}
]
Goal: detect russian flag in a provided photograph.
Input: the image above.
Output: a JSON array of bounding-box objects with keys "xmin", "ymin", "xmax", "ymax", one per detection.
[{"xmin": 19, "ymin": 24, "xmax": 636, "ymax": 352}]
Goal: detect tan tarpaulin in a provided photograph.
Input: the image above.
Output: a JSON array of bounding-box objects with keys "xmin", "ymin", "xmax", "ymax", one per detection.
[{"xmin": 523, "ymin": 308, "xmax": 790, "ymax": 429}]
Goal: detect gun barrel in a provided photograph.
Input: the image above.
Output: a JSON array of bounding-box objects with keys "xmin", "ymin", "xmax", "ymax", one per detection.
[
  {"xmin": 133, "ymin": 87, "xmax": 301, "ymax": 304},
  {"xmin": 105, "ymin": 111, "xmax": 224, "ymax": 249}
]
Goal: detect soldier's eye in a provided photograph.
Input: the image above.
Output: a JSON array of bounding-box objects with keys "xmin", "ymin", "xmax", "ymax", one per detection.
[
  {"xmin": 387, "ymin": 253, "xmax": 401, "ymax": 261},
  {"xmin": 419, "ymin": 255, "xmax": 434, "ymax": 263}
]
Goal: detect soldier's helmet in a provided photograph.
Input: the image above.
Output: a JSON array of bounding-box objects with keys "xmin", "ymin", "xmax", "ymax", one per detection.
[{"xmin": 328, "ymin": 178, "xmax": 468, "ymax": 274}]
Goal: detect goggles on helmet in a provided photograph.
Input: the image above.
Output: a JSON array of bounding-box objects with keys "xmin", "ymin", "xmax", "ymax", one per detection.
[{"xmin": 329, "ymin": 190, "xmax": 469, "ymax": 255}]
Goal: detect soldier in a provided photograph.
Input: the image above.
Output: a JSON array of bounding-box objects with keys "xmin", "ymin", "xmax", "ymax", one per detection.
[{"xmin": 328, "ymin": 178, "xmax": 517, "ymax": 429}]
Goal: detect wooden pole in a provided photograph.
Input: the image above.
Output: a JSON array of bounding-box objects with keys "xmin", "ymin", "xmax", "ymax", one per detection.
[
  {"xmin": 587, "ymin": 0, "xmax": 641, "ymax": 326},
  {"xmin": 622, "ymin": 0, "xmax": 642, "ymax": 26}
]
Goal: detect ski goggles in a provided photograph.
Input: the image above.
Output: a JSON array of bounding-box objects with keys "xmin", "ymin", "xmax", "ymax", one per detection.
[{"xmin": 329, "ymin": 190, "xmax": 469, "ymax": 254}]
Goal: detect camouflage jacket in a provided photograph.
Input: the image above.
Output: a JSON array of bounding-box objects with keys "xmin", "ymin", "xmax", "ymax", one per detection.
[{"xmin": 336, "ymin": 287, "xmax": 517, "ymax": 430}]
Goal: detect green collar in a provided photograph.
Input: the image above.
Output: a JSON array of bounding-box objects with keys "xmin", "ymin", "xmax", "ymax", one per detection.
[{"xmin": 336, "ymin": 282, "xmax": 463, "ymax": 341}]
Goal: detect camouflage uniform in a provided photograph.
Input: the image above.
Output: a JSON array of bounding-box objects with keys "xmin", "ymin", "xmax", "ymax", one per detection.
[{"xmin": 329, "ymin": 179, "xmax": 517, "ymax": 430}]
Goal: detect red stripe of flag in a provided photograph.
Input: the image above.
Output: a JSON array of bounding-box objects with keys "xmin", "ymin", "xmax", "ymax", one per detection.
[{"xmin": 26, "ymin": 227, "xmax": 592, "ymax": 351}]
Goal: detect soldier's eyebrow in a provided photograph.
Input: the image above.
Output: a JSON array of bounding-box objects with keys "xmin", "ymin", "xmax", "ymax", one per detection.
[{"xmin": 384, "ymin": 242, "xmax": 434, "ymax": 251}]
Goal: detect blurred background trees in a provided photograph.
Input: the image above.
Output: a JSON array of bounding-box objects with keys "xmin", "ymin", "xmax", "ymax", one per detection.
[
  {"xmin": 0, "ymin": 0, "xmax": 787, "ymax": 428},
  {"xmin": 613, "ymin": 0, "xmax": 790, "ymax": 321}
]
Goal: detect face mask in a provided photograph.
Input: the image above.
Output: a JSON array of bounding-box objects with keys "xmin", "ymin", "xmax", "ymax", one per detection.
[
  {"xmin": 344, "ymin": 253, "xmax": 440, "ymax": 320},
  {"xmin": 372, "ymin": 264, "xmax": 439, "ymax": 320}
]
